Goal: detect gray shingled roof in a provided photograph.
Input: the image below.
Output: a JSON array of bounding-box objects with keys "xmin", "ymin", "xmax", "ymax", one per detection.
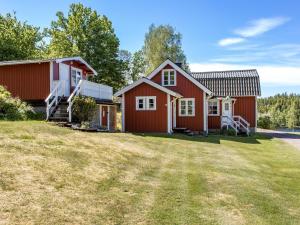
[{"xmin": 191, "ymin": 69, "xmax": 261, "ymax": 96}]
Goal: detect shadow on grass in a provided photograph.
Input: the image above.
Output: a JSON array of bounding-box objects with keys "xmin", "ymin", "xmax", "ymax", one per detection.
[{"xmin": 133, "ymin": 132, "xmax": 273, "ymax": 145}]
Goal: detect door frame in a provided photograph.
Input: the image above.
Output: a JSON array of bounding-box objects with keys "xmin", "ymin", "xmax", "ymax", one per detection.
[{"xmin": 222, "ymin": 97, "xmax": 233, "ymax": 118}]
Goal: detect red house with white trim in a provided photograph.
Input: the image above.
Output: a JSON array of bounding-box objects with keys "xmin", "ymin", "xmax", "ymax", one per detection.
[
  {"xmin": 0, "ymin": 57, "xmax": 115, "ymax": 130},
  {"xmin": 114, "ymin": 59, "xmax": 261, "ymax": 135}
]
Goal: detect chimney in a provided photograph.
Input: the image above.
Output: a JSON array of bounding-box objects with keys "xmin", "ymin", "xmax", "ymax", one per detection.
[{"xmin": 175, "ymin": 62, "xmax": 182, "ymax": 68}]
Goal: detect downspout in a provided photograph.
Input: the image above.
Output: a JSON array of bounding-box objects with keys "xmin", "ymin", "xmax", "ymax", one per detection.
[{"xmin": 205, "ymin": 94, "xmax": 213, "ymax": 136}]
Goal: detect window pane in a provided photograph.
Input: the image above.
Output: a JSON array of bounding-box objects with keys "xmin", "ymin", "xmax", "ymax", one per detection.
[
  {"xmin": 188, "ymin": 100, "xmax": 193, "ymax": 115},
  {"xmin": 138, "ymin": 99, "xmax": 144, "ymax": 109},
  {"xmin": 225, "ymin": 103, "xmax": 229, "ymax": 110},
  {"xmin": 148, "ymin": 98, "xmax": 155, "ymax": 109},
  {"xmin": 71, "ymin": 70, "xmax": 76, "ymax": 86},
  {"xmin": 163, "ymin": 73, "xmax": 169, "ymax": 85}
]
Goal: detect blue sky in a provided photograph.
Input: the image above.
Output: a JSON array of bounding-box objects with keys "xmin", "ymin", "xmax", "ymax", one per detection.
[{"xmin": 1, "ymin": 0, "xmax": 300, "ymax": 97}]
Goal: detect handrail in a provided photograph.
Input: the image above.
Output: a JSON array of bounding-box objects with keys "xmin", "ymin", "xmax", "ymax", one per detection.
[
  {"xmin": 45, "ymin": 80, "xmax": 64, "ymax": 120},
  {"xmin": 67, "ymin": 80, "xmax": 83, "ymax": 122},
  {"xmin": 221, "ymin": 115, "xmax": 238, "ymax": 135},
  {"xmin": 233, "ymin": 115, "xmax": 250, "ymax": 135}
]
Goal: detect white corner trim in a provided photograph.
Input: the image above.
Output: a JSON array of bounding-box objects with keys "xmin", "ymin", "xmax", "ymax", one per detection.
[
  {"xmin": 114, "ymin": 78, "xmax": 182, "ymax": 98},
  {"xmin": 121, "ymin": 94, "xmax": 125, "ymax": 132},
  {"xmin": 203, "ymin": 92, "xmax": 207, "ymax": 133},
  {"xmin": 49, "ymin": 61, "xmax": 53, "ymax": 92},
  {"xmin": 147, "ymin": 59, "xmax": 212, "ymax": 95},
  {"xmin": 167, "ymin": 94, "xmax": 172, "ymax": 133}
]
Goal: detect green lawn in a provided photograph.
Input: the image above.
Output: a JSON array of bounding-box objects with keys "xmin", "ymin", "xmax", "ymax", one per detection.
[{"xmin": 1, "ymin": 121, "xmax": 300, "ymax": 225}]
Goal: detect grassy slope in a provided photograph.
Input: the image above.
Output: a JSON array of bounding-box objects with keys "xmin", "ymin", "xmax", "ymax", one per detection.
[{"xmin": 0, "ymin": 121, "xmax": 300, "ymax": 225}]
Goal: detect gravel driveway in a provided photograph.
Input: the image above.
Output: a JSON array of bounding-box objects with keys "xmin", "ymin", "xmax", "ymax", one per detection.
[{"xmin": 259, "ymin": 129, "xmax": 300, "ymax": 150}]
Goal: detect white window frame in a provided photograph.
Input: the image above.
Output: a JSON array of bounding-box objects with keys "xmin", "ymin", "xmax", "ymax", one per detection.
[
  {"xmin": 71, "ymin": 67, "xmax": 82, "ymax": 87},
  {"xmin": 179, "ymin": 98, "xmax": 195, "ymax": 117},
  {"xmin": 162, "ymin": 69, "xmax": 176, "ymax": 86},
  {"xmin": 208, "ymin": 99, "xmax": 219, "ymax": 116},
  {"xmin": 136, "ymin": 96, "xmax": 156, "ymax": 111}
]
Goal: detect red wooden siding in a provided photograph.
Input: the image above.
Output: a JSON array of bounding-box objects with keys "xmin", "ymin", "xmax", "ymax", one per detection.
[
  {"xmin": 0, "ymin": 62, "xmax": 50, "ymax": 100},
  {"xmin": 125, "ymin": 82, "xmax": 167, "ymax": 132},
  {"xmin": 53, "ymin": 62, "xmax": 59, "ymax": 80},
  {"xmin": 208, "ymin": 100, "xmax": 222, "ymax": 129},
  {"xmin": 151, "ymin": 64, "xmax": 204, "ymax": 131},
  {"xmin": 234, "ymin": 96, "xmax": 256, "ymax": 127}
]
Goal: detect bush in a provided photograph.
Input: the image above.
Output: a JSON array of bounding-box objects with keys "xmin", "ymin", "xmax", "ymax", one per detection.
[
  {"xmin": 221, "ymin": 127, "xmax": 237, "ymax": 136},
  {"xmin": 72, "ymin": 95, "xmax": 97, "ymax": 123},
  {"xmin": 258, "ymin": 115, "xmax": 272, "ymax": 129},
  {"xmin": 0, "ymin": 85, "xmax": 36, "ymax": 120}
]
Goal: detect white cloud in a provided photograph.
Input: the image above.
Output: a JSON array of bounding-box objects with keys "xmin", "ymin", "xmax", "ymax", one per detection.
[
  {"xmin": 234, "ymin": 17, "xmax": 290, "ymax": 37},
  {"xmin": 212, "ymin": 43, "xmax": 300, "ymax": 65},
  {"xmin": 218, "ymin": 37, "xmax": 245, "ymax": 46},
  {"xmin": 190, "ymin": 63, "xmax": 300, "ymax": 86}
]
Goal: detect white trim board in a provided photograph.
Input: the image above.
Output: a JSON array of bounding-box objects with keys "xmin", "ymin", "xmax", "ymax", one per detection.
[
  {"xmin": 114, "ymin": 78, "xmax": 182, "ymax": 98},
  {"xmin": 147, "ymin": 59, "xmax": 212, "ymax": 95},
  {"xmin": 56, "ymin": 57, "xmax": 97, "ymax": 75}
]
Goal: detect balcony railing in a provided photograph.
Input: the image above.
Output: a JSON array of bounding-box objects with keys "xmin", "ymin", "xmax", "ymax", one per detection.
[{"xmin": 67, "ymin": 80, "xmax": 113, "ymax": 122}]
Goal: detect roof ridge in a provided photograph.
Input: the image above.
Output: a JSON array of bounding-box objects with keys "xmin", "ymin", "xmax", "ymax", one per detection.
[{"xmin": 191, "ymin": 69, "xmax": 257, "ymax": 74}]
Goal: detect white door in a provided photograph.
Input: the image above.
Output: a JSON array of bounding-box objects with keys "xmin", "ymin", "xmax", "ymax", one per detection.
[
  {"xmin": 59, "ymin": 63, "xmax": 70, "ymax": 96},
  {"xmin": 222, "ymin": 99, "xmax": 232, "ymax": 118}
]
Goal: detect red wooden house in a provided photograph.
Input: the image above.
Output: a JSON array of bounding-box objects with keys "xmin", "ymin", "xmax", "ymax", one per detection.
[
  {"xmin": 115, "ymin": 59, "xmax": 261, "ymax": 135},
  {"xmin": 0, "ymin": 57, "xmax": 115, "ymax": 130}
]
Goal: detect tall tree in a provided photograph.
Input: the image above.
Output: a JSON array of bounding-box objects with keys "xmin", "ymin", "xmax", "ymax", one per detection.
[
  {"xmin": 47, "ymin": 3, "xmax": 126, "ymax": 90},
  {"xmin": 131, "ymin": 50, "xmax": 146, "ymax": 82},
  {"xmin": 118, "ymin": 50, "xmax": 132, "ymax": 84},
  {"xmin": 0, "ymin": 12, "xmax": 43, "ymax": 61},
  {"xmin": 287, "ymin": 101, "xmax": 298, "ymax": 129},
  {"xmin": 143, "ymin": 24, "xmax": 189, "ymax": 74}
]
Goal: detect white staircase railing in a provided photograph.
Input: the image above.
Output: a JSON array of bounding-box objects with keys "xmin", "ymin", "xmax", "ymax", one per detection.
[
  {"xmin": 45, "ymin": 80, "xmax": 64, "ymax": 120},
  {"xmin": 67, "ymin": 80, "xmax": 83, "ymax": 122},
  {"xmin": 67, "ymin": 80, "xmax": 113, "ymax": 122},
  {"xmin": 221, "ymin": 116, "xmax": 239, "ymax": 135},
  {"xmin": 233, "ymin": 115, "xmax": 250, "ymax": 136}
]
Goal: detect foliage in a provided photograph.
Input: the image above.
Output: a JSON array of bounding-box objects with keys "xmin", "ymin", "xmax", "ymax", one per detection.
[
  {"xmin": 0, "ymin": 85, "xmax": 35, "ymax": 120},
  {"xmin": 118, "ymin": 49, "xmax": 146, "ymax": 84},
  {"xmin": 222, "ymin": 127, "xmax": 236, "ymax": 136},
  {"xmin": 143, "ymin": 24, "xmax": 189, "ymax": 74},
  {"xmin": 0, "ymin": 12, "xmax": 44, "ymax": 61},
  {"xmin": 47, "ymin": 3, "xmax": 126, "ymax": 90},
  {"xmin": 258, "ymin": 93, "xmax": 300, "ymax": 129},
  {"xmin": 257, "ymin": 115, "xmax": 271, "ymax": 129},
  {"xmin": 72, "ymin": 95, "xmax": 97, "ymax": 123}
]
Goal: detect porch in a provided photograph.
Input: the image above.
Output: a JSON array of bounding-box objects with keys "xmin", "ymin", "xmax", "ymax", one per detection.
[{"xmin": 45, "ymin": 79, "xmax": 115, "ymax": 131}]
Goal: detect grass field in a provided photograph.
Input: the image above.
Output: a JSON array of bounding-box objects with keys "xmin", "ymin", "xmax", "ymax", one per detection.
[{"xmin": 1, "ymin": 121, "xmax": 300, "ymax": 225}]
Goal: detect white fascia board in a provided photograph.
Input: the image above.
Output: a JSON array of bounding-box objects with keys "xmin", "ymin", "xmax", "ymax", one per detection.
[
  {"xmin": 55, "ymin": 56, "xmax": 98, "ymax": 75},
  {"xmin": 114, "ymin": 78, "xmax": 182, "ymax": 98},
  {"xmin": 147, "ymin": 59, "xmax": 212, "ymax": 95}
]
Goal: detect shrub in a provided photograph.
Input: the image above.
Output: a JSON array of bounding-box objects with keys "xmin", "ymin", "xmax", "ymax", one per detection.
[
  {"xmin": 0, "ymin": 85, "xmax": 35, "ymax": 120},
  {"xmin": 72, "ymin": 95, "xmax": 97, "ymax": 123},
  {"xmin": 221, "ymin": 127, "xmax": 237, "ymax": 136},
  {"xmin": 258, "ymin": 115, "xmax": 272, "ymax": 129}
]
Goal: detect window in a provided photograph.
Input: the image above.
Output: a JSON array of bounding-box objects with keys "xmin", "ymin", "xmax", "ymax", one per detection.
[
  {"xmin": 162, "ymin": 69, "xmax": 176, "ymax": 86},
  {"xmin": 71, "ymin": 67, "xmax": 82, "ymax": 86},
  {"xmin": 179, "ymin": 98, "xmax": 195, "ymax": 116},
  {"xmin": 208, "ymin": 100, "xmax": 219, "ymax": 116},
  {"xmin": 224, "ymin": 103, "xmax": 229, "ymax": 111},
  {"xmin": 136, "ymin": 96, "xmax": 156, "ymax": 110}
]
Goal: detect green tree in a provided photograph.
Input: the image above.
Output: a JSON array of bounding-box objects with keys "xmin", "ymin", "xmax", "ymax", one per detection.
[
  {"xmin": 47, "ymin": 3, "xmax": 126, "ymax": 90},
  {"xmin": 131, "ymin": 50, "xmax": 146, "ymax": 82},
  {"xmin": 0, "ymin": 12, "xmax": 43, "ymax": 61},
  {"xmin": 143, "ymin": 24, "xmax": 189, "ymax": 74},
  {"xmin": 118, "ymin": 50, "xmax": 132, "ymax": 84},
  {"xmin": 287, "ymin": 101, "xmax": 297, "ymax": 129}
]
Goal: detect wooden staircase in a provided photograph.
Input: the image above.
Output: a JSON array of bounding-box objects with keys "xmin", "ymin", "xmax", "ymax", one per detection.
[
  {"xmin": 221, "ymin": 115, "xmax": 250, "ymax": 136},
  {"xmin": 48, "ymin": 97, "xmax": 69, "ymax": 122}
]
